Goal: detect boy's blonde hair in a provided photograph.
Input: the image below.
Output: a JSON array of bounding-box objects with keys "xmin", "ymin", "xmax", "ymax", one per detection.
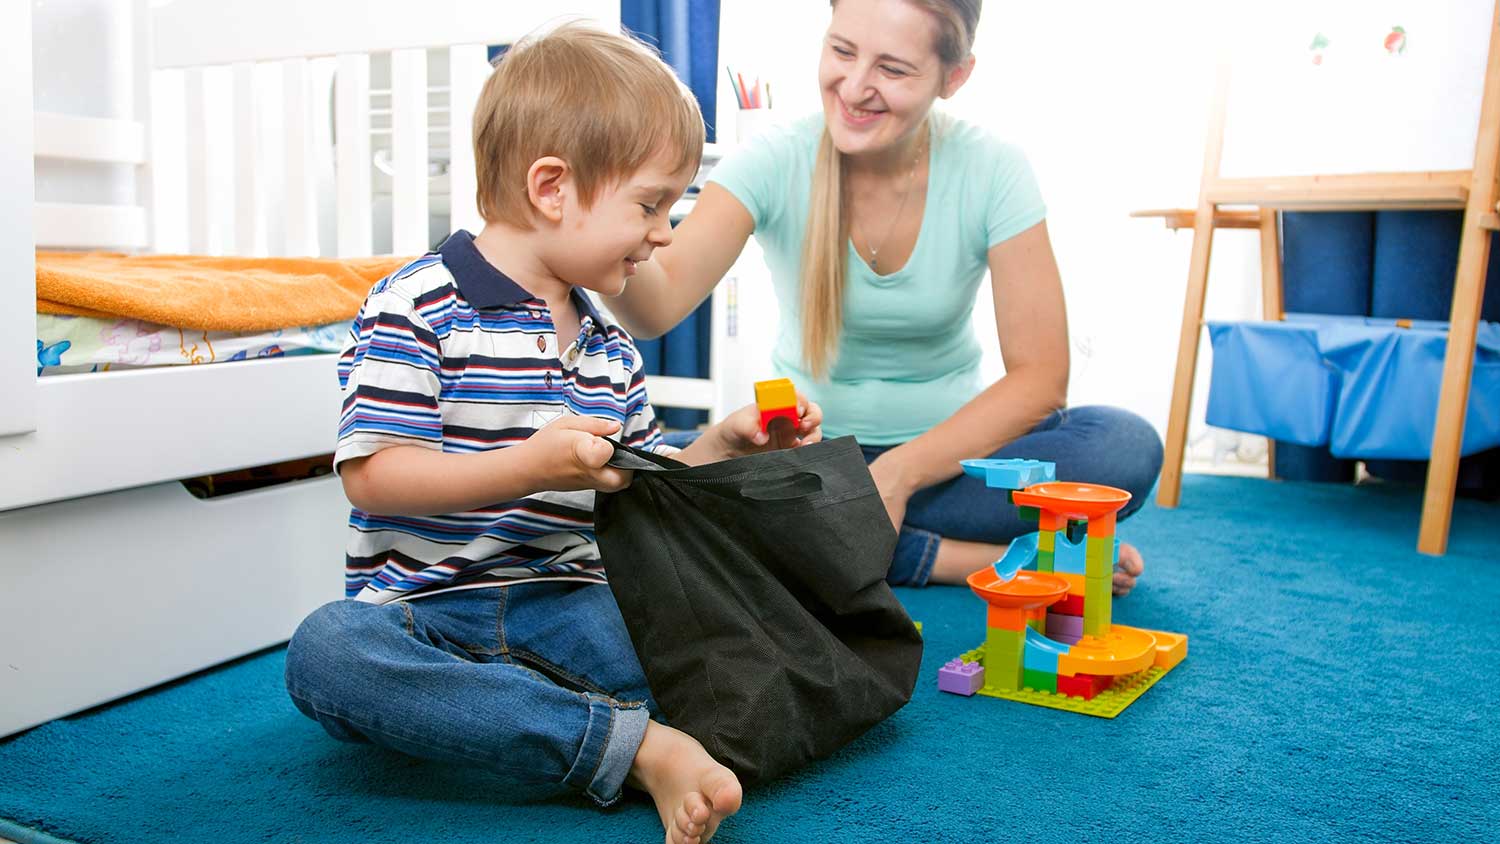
[{"xmin": 473, "ymin": 21, "xmax": 706, "ymax": 228}]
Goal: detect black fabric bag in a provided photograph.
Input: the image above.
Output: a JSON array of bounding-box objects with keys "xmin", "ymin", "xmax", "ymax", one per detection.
[{"xmin": 595, "ymin": 436, "xmax": 922, "ymax": 784}]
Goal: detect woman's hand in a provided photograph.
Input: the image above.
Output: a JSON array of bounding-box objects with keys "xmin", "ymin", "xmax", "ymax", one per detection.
[
  {"xmin": 867, "ymin": 451, "xmax": 919, "ymax": 532},
  {"xmin": 677, "ymin": 394, "xmax": 823, "ymax": 465}
]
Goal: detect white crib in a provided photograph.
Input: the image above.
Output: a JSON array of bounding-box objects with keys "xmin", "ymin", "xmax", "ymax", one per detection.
[{"xmin": 0, "ymin": 0, "xmax": 759, "ymax": 739}]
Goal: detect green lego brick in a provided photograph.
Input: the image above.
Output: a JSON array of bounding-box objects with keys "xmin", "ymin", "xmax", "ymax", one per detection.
[
  {"xmin": 1016, "ymin": 505, "xmax": 1040, "ymax": 523},
  {"xmin": 1036, "ymin": 549, "xmax": 1055, "ymax": 573},
  {"xmin": 985, "ymin": 627, "xmax": 1025, "ymax": 659},
  {"xmin": 978, "ymin": 638, "xmax": 1022, "ymax": 692},
  {"xmin": 1084, "ymin": 537, "xmax": 1115, "ymax": 576},
  {"xmin": 1037, "ymin": 530, "xmax": 1056, "ymax": 553},
  {"xmin": 1022, "ymin": 668, "xmax": 1057, "ymax": 694},
  {"xmin": 960, "ymin": 641, "xmax": 1182, "ymax": 718},
  {"xmin": 1085, "ymin": 574, "xmax": 1112, "ymax": 613}
]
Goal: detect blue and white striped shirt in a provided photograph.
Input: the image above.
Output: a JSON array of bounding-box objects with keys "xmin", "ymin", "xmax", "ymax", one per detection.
[{"xmin": 334, "ymin": 231, "xmax": 669, "ymax": 604}]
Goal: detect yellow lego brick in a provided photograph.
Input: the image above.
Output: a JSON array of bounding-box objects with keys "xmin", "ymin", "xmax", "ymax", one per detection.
[
  {"xmin": 1145, "ymin": 629, "xmax": 1188, "ymax": 671},
  {"xmin": 753, "ymin": 378, "xmax": 797, "ymax": 411}
]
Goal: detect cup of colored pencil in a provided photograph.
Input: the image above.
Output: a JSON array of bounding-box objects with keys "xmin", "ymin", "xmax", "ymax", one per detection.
[{"xmin": 727, "ymin": 65, "xmax": 773, "ymax": 143}]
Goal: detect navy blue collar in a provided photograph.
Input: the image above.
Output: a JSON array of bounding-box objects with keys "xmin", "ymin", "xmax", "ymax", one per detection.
[{"xmin": 437, "ymin": 230, "xmax": 607, "ymax": 332}]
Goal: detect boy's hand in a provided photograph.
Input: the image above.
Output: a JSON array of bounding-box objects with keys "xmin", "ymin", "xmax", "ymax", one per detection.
[
  {"xmin": 520, "ymin": 415, "xmax": 633, "ymax": 493},
  {"xmin": 700, "ymin": 394, "xmax": 824, "ymax": 462}
]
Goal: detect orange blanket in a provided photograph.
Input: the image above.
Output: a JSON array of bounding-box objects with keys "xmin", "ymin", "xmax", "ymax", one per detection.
[{"xmin": 36, "ymin": 252, "xmax": 411, "ymax": 332}]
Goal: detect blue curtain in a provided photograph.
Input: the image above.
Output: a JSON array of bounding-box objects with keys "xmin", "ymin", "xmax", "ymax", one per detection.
[{"xmin": 622, "ymin": 0, "xmax": 720, "ymax": 430}]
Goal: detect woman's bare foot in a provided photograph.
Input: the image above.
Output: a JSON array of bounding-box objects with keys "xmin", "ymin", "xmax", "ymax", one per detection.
[
  {"xmin": 1113, "ymin": 542, "xmax": 1145, "ymax": 596},
  {"xmin": 627, "ymin": 721, "xmax": 742, "ymax": 844},
  {"xmin": 928, "ymin": 538, "xmax": 1008, "ymax": 584}
]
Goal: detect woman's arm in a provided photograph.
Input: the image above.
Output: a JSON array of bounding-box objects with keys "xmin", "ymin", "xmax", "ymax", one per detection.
[
  {"xmin": 871, "ymin": 221, "xmax": 1070, "ymax": 499},
  {"xmin": 610, "ymin": 183, "xmax": 756, "ymax": 339}
]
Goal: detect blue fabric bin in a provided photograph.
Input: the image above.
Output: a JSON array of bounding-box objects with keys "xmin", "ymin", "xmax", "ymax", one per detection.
[
  {"xmin": 1206, "ymin": 315, "xmax": 1500, "ymax": 460},
  {"xmin": 1205, "ymin": 320, "xmax": 1339, "ymax": 447},
  {"xmin": 1320, "ymin": 318, "xmax": 1500, "ymax": 460}
]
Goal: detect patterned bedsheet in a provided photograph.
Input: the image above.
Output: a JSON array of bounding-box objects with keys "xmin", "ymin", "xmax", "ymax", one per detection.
[{"xmin": 36, "ymin": 313, "xmax": 348, "ymax": 375}]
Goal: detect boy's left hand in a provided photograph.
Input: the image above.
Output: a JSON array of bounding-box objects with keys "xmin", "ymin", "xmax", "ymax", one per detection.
[{"xmin": 690, "ymin": 394, "xmax": 823, "ymax": 463}]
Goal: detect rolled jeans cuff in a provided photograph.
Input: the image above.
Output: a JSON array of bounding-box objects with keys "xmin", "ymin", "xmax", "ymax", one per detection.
[
  {"xmin": 565, "ymin": 694, "xmax": 650, "ymax": 806},
  {"xmin": 887, "ymin": 524, "xmax": 941, "ymax": 587}
]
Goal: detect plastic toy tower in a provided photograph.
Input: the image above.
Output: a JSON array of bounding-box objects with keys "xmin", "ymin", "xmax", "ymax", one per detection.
[{"xmin": 936, "ymin": 459, "xmax": 1188, "ymax": 718}]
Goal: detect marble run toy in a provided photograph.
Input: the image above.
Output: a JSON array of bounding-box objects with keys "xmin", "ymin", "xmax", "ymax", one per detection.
[
  {"xmin": 753, "ymin": 378, "xmax": 799, "ymax": 433},
  {"xmin": 937, "ymin": 458, "xmax": 1187, "ymax": 718}
]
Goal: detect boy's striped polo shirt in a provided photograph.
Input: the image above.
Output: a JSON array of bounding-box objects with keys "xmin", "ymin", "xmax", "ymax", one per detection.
[{"xmin": 334, "ymin": 230, "xmax": 670, "ymax": 604}]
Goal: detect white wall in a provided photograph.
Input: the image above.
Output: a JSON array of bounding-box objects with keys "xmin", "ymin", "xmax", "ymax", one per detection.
[{"xmin": 718, "ymin": 0, "xmax": 1265, "ymax": 439}]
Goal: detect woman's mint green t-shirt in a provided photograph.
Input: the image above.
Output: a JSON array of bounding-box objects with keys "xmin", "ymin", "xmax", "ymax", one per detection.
[{"xmin": 707, "ymin": 113, "xmax": 1046, "ymax": 445}]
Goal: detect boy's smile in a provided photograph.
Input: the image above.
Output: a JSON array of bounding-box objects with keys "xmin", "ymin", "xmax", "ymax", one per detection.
[{"xmin": 556, "ymin": 151, "xmax": 696, "ymax": 298}]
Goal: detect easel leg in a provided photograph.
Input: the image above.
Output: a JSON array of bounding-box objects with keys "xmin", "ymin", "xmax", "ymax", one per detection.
[
  {"xmin": 1160, "ymin": 211, "xmax": 1217, "ymax": 508},
  {"xmin": 1258, "ymin": 208, "xmax": 1284, "ymax": 481}
]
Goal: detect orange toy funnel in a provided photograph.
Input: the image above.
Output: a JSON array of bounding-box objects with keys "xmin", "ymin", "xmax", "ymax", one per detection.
[
  {"xmin": 966, "ymin": 567, "xmax": 1070, "ymax": 610},
  {"xmin": 1010, "ymin": 482, "xmax": 1131, "ymax": 521}
]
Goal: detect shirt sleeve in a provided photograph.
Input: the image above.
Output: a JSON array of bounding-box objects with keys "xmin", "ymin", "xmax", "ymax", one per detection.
[
  {"xmin": 333, "ymin": 290, "xmax": 445, "ymax": 473},
  {"xmin": 705, "ymin": 121, "xmax": 801, "ymax": 233},
  {"xmin": 617, "ymin": 338, "xmax": 675, "ymax": 457},
  {"xmin": 984, "ymin": 139, "xmax": 1048, "ymax": 248}
]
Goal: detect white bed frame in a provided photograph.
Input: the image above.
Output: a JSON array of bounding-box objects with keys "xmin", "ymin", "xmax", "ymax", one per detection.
[{"xmin": 0, "ymin": 0, "xmax": 754, "ymax": 739}]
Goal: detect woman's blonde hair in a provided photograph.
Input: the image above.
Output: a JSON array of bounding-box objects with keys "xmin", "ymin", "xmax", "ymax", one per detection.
[
  {"xmin": 800, "ymin": 0, "xmax": 980, "ymax": 379},
  {"xmin": 473, "ymin": 22, "xmax": 705, "ymax": 228}
]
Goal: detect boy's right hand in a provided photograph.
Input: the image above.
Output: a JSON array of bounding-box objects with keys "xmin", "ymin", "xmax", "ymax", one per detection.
[{"xmin": 521, "ymin": 415, "xmax": 633, "ymax": 493}]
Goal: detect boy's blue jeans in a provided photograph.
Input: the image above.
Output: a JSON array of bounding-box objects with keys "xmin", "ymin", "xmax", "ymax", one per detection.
[
  {"xmin": 284, "ymin": 581, "xmax": 653, "ymax": 806},
  {"xmin": 662, "ymin": 404, "xmax": 1163, "ymax": 586}
]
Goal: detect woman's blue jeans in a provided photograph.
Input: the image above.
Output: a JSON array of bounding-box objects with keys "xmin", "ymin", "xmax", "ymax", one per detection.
[
  {"xmin": 284, "ymin": 582, "xmax": 654, "ymax": 806},
  {"xmin": 663, "ymin": 404, "xmax": 1163, "ymax": 586}
]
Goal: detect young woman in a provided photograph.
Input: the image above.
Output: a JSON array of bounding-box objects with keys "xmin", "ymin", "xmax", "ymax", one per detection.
[{"xmin": 611, "ymin": 0, "xmax": 1162, "ymax": 593}]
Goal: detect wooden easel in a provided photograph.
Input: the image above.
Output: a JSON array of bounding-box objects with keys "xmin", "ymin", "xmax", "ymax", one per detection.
[{"xmin": 1138, "ymin": 3, "xmax": 1500, "ymax": 555}]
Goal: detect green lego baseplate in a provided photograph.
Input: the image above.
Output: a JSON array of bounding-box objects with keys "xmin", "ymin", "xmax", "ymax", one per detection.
[{"xmin": 957, "ymin": 647, "xmax": 1176, "ymax": 719}]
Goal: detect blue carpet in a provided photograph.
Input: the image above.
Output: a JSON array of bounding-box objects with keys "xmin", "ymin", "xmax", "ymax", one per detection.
[{"xmin": 2, "ymin": 475, "xmax": 1497, "ymax": 843}]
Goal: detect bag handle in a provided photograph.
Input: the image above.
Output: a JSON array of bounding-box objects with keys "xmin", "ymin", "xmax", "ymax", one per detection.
[
  {"xmin": 606, "ymin": 440, "xmax": 688, "ymax": 473},
  {"xmin": 606, "ymin": 441, "xmax": 826, "ymax": 502},
  {"xmin": 740, "ymin": 471, "xmax": 824, "ymax": 502}
]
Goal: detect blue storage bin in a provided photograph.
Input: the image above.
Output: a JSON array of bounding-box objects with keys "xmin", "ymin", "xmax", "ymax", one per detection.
[
  {"xmin": 1207, "ymin": 316, "xmax": 1500, "ymax": 460},
  {"xmin": 1205, "ymin": 320, "xmax": 1339, "ymax": 446},
  {"xmin": 1321, "ymin": 318, "xmax": 1500, "ymax": 460}
]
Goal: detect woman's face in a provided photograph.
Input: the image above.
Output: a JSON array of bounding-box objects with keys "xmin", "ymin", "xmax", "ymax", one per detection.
[{"xmin": 818, "ymin": 0, "xmax": 958, "ymax": 158}]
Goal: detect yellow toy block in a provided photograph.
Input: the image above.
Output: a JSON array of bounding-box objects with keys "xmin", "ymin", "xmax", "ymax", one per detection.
[{"xmin": 753, "ymin": 378, "xmax": 797, "ymax": 412}]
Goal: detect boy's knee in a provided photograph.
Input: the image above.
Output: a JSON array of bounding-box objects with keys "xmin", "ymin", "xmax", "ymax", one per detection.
[{"xmin": 285, "ymin": 600, "xmax": 368, "ymax": 694}]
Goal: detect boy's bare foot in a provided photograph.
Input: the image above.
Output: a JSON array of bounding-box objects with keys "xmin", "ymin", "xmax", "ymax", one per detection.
[
  {"xmin": 1113, "ymin": 542, "xmax": 1145, "ymax": 596},
  {"xmin": 628, "ymin": 721, "xmax": 742, "ymax": 844}
]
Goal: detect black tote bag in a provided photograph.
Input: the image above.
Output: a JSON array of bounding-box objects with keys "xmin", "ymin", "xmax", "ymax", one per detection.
[{"xmin": 595, "ymin": 436, "xmax": 922, "ymax": 784}]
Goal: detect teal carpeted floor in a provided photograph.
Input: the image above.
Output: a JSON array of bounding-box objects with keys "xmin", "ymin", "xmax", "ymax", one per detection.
[{"xmin": 2, "ymin": 475, "xmax": 1497, "ymax": 843}]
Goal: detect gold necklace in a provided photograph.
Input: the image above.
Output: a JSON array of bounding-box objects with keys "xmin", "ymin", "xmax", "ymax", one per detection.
[{"xmin": 861, "ymin": 136, "xmax": 926, "ymax": 273}]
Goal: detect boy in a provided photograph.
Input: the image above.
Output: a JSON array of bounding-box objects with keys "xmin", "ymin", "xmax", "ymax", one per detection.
[{"xmin": 284, "ymin": 23, "xmax": 821, "ymax": 844}]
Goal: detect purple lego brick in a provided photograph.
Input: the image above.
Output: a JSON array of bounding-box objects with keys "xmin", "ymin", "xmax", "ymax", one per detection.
[
  {"xmin": 937, "ymin": 659, "xmax": 985, "ymax": 696},
  {"xmin": 1046, "ymin": 613, "xmax": 1084, "ymax": 644}
]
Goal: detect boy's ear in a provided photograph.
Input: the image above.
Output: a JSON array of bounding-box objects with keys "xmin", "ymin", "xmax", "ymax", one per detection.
[{"xmin": 526, "ymin": 156, "xmax": 570, "ymax": 224}]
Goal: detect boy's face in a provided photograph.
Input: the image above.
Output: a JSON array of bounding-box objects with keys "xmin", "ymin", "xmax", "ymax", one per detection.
[{"xmin": 550, "ymin": 151, "xmax": 696, "ymax": 297}]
